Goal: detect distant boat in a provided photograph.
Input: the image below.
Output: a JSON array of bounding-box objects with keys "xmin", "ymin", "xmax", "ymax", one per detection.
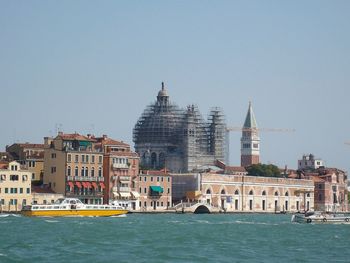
[
  {"xmin": 291, "ymin": 211, "xmax": 350, "ymax": 224},
  {"xmin": 22, "ymin": 198, "xmax": 128, "ymax": 217}
]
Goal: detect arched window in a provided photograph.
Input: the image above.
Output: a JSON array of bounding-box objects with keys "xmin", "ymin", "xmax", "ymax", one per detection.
[
  {"xmin": 81, "ymin": 166, "xmax": 85, "ymax": 177},
  {"xmin": 98, "ymin": 167, "xmax": 102, "ymax": 177},
  {"xmin": 234, "ymin": 190, "xmax": 239, "ymax": 195},
  {"xmin": 67, "ymin": 166, "xmax": 71, "ymax": 176},
  {"xmin": 262, "ymin": 190, "xmax": 266, "ymax": 196},
  {"xmin": 285, "ymin": 191, "xmax": 289, "ymax": 196},
  {"xmin": 85, "ymin": 167, "xmax": 89, "ymax": 177},
  {"xmin": 206, "ymin": 189, "xmax": 211, "ymax": 195},
  {"xmin": 306, "ymin": 193, "xmax": 310, "ymax": 197},
  {"xmin": 75, "ymin": 166, "xmax": 78, "ymax": 177},
  {"xmin": 249, "ymin": 190, "xmax": 254, "ymax": 195},
  {"xmin": 91, "ymin": 167, "xmax": 95, "ymax": 177},
  {"xmin": 221, "ymin": 189, "xmax": 226, "ymax": 195},
  {"xmin": 274, "ymin": 191, "xmax": 279, "ymax": 196}
]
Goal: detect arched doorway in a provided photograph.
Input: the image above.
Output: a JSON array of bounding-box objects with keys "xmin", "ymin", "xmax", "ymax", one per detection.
[{"xmin": 194, "ymin": 205, "xmax": 210, "ymax": 214}]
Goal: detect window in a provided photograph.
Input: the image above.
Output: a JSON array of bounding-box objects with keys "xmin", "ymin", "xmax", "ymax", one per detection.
[
  {"xmin": 98, "ymin": 156, "xmax": 102, "ymax": 164},
  {"xmin": 285, "ymin": 191, "xmax": 289, "ymax": 197},
  {"xmin": 151, "ymin": 177, "xmax": 153, "ymax": 182},
  {"xmin": 81, "ymin": 167, "xmax": 85, "ymax": 177},
  {"xmin": 86, "ymin": 155, "xmax": 89, "ymax": 163},
  {"xmin": 234, "ymin": 190, "xmax": 239, "ymax": 195},
  {"xmin": 161, "ymin": 177, "xmax": 164, "ymax": 182},
  {"xmin": 167, "ymin": 188, "xmax": 170, "ymax": 194},
  {"xmin": 82, "ymin": 155, "xmax": 85, "ymax": 163},
  {"xmin": 235, "ymin": 199, "xmax": 238, "ymax": 210},
  {"xmin": 91, "ymin": 167, "xmax": 95, "ymax": 177},
  {"xmin": 27, "ymin": 188, "xmax": 30, "ymax": 194},
  {"xmin": 144, "ymin": 177, "xmax": 147, "ymax": 182},
  {"xmin": 10, "ymin": 175, "xmax": 19, "ymax": 181},
  {"xmin": 167, "ymin": 177, "xmax": 170, "ymax": 182},
  {"xmin": 274, "ymin": 191, "xmax": 279, "ymax": 196},
  {"xmin": 11, "ymin": 165, "xmax": 18, "ymax": 171},
  {"xmin": 249, "ymin": 200, "xmax": 253, "ymax": 210},
  {"xmin": 51, "ymin": 167, "xmax": 56, "ymax": 173},
  {"xmin": 31, "ymin": 173, "xmax": 35, "ymax": 180},
  {"xmin": 157, "ymin": 177, "xmax": 159, "ymax": 182},
  {"xmin": 5, "ymin": 188, "xmax": 8, "ymax": 194},
  {"xmin": 67, "ymin": 154, "xmax": 71, "ymax": 162},
  {"xmin": 67, "ymin": 166, "xmax": 71, "ymax": 176},
  {"xmin": 206, "ymin": 189, "xmax": 211, "ymax": 194},
  {"xmin": 262, "ymin": 190, "xmax": 266, "ymax": 196},
  {"xmin": 262, "ymin": 200, "xmax": 266, "ymax": 210},
  {"xmin": 91, "ymin": 155, "xmax": 95, "ymax": 163},
  {"xmin": 0, "ymin": 174, "xmax": 5, "ymax": 181},
  {"xmin": 75, "ymin": 155, "xmax": 79, "ymax": 163},
  {"xmin": 85, "ymin": 167, "xmax": 89, "ymax": 177},
  {"xmin": 75, "ymin": 167, "xmax": 78, "ymax": 177},
  {"xmin": 0, "ymin": 199, "xmax": 4, "ymax": 205},
  {"xmin": 20, "ymin": 188, "xmax": 23, "ymax": 194},
  {"xmin": 144, "ymin": 201, "xmax": 147, "ymax": 207},
  {"xmin": 22, "ymin": 199, "xmax": 27, "ymax": 206},
  {"xmin": 51, "ymin": 153, "xmax": 56, "ymax": 158},
  {"xmin": 249, "ymin": 190, "xmax": 253, "ymax": 195},
  {"xmin": 98, "ymin": 167, "xmax": 102, "ymax": 177},
  {"xmin": 144, "ymin": 188, "xmax": 147, "ymax": 193}
]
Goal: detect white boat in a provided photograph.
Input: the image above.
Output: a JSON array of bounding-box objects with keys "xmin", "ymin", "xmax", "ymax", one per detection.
[
  {"xmin": 22, "ymin": 198, "xmax": 128, "ymax": 217},
  {"xmin": 291, "ymin": 211, "xmax": 350, "ymax": 224}
]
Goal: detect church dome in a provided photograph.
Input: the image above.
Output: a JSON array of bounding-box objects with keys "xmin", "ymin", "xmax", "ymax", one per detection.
[{"xmin": 133, "ymin": 84, "xmax": 184, "ymax": 144}]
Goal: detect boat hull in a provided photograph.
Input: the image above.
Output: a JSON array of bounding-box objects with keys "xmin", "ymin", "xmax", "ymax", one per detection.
[
  {"xmin": 292, "ymin": 214, "xmax": 350, "ymax": 224},
  {"xmin": 22, "ymin": 209, "xmax": 128, "ymax": 217}
]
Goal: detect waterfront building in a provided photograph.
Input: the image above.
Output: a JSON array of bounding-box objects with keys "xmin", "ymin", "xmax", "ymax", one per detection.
[
  {"xmin": 31, "ymin": 185, "xmax": 64, "ymax": 205},
  {"xmin": 6, "ymin": 143, "xmax": 45, "ymax": 182},
  {"xmin": 43, "ymin": 132, "xmax": 105, "ymax": 204},
  {"xmin": 241, "ymin": 102, "xmax": 260, "ymax": 167},
  {"xmin": 0, "ymin": 161, "xmax": 31, "ymax": 212},
  {"xmin": 137, "ymin": 170, "xmax": 172, "ymax": 211},
  {"xmin": 301, "ymin": 168, "xmax": 348, "ymax": 212},
  {"xmin": 172, "ymin": 171, "xmax": 314, "ymax": 213},
  {"xmin": 95, "ymin": 135, "xmax": 140, "ymax": 208},
  {"xmin": 133, "ymin": 82, "xmax": 227, "ymax": 173}
]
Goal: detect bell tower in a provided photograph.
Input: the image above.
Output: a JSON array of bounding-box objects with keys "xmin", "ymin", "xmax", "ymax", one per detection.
[{"xmin": 241, "ymin": 102, "xmax": 260, "ymax": 167}]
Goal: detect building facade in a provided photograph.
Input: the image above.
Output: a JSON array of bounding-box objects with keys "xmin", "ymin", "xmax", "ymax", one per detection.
[
  {"xmin": 241, "ymin": 102, "xmax": 260, "ymax": 167},
  {"xmin": 298, "ymin": 154, "xmax": 324, "ymax": 170},
  {"xmin": 172, "ymin": 172, "xmax": 314, "ymax": 213},
  {"xmin": 43, "ymin": 132, "xmax": 105, "ymax": 204},
  {"xmin": 6, "ymin": 143, "xmax": 45, "ymax": 182},
  {"xmin": 133, "ymin": 83, "xmax": 227, "ymax": 173},
  {"xmin": 0, "ymin": 161, "xmax": 32, "ymax": 212},
  {"xmin": 95, "ymin": 135, "xmax": 139, "ymax": 207},
  {"xmin": 137, "ymin": 170, "xmax": 172, "ymax": 211}
]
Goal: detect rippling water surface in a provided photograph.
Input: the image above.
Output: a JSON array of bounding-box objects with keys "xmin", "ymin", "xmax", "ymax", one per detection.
[{"xmin": 0, "ymin": 213, "xmax": 349, "ymax": 262}]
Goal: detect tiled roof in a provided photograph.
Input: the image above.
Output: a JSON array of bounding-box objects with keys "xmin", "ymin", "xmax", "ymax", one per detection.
[
  {"xmin": 57, "ymin": 133, "xmax": 95, "ymax": 142},
  {"xmin": 0, "ymin": 161, "xmax": 9, "ymax": 169},
  {"xmin": 97, "ymin": 137, "xmax": 130, "ymax": 147},
  {"xmin": 17, "ymin": 143, "xmax": 44, "ymax": 149},
  {"xmin": 225, "ymin": 166, "xmax": 247, "ymax": 173}
]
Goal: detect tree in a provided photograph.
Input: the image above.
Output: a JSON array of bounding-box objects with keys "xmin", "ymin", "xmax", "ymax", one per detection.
[{"xmin": 246, "ymin": 163, "xmax": 282, "ymax": 177}]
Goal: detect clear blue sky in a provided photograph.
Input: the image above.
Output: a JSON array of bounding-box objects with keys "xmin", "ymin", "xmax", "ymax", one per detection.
[{"xmin": 1, "ymin": 1, "xmax": 349, "ymax": 171}]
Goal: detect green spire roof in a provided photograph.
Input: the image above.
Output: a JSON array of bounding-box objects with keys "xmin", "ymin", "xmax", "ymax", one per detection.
[{"xmin": 243, "ymin": 101, "xmax": 258, "ymax": 128}]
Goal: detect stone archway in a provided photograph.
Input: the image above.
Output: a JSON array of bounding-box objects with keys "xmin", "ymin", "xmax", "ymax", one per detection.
[{"xmin": 194, "ymin": 205, "xmax": 211, "ymax": 214}]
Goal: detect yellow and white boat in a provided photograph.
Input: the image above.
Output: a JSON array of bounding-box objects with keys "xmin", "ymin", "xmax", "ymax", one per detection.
[{"xmin": 22, "ymin": 198, "xmax": 128, "ymax": 217}]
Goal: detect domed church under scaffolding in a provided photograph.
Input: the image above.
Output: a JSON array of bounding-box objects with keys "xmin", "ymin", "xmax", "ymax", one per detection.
[{"xmin": 133, "ymin": 82, "xmax": 227, "ymax": 172}]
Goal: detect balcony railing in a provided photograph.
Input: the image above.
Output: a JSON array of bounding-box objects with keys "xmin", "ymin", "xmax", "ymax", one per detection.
[
  {"xmin": 112, "ymin": 163, "xmax": 129, "ymax": 169},
  {"xmin": 66, "ymin": 192, "xmax": 103, "ymax": 197},
  {"xmin": 112, "ymin": 186, "xmax": 130, "ymax": 192},
  {"xmin": 66, "ymin": 176, "xmax": 104, "ymax": 182}
]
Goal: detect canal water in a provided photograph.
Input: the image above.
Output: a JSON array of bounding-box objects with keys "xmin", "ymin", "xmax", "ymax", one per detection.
[{"xmin": 0, "ymin": 213, "xmax": 349, "ymax": 262}]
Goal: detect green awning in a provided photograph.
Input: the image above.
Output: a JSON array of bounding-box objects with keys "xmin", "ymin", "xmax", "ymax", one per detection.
[
  {"xmin": 79, "ymin": 141, "xmax": 91, "ymax": 147},
  {"xmin": 150, "ymin": 186, "xmax": 164, "ymax": 193}
]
